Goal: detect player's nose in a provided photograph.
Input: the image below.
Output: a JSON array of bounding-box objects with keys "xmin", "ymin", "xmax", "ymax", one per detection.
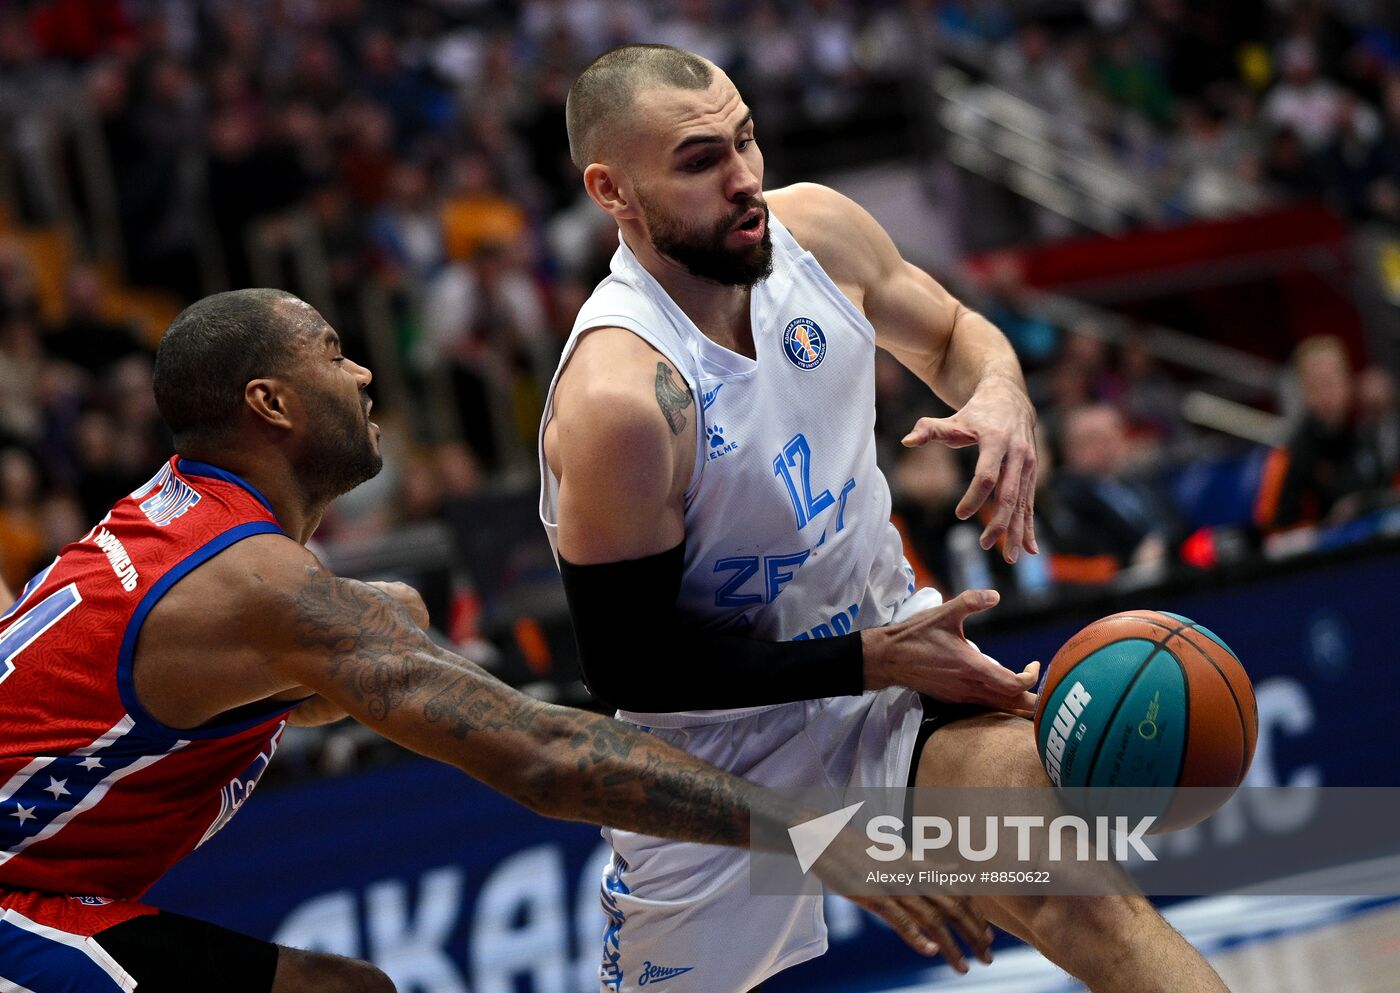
[
  {"xmin": 345, "ymin": 356, "xmax": 373, "ymax": 388},
  {"xmin": 727, "ymin": 155, "xmax": 761, "ymax": 203}
]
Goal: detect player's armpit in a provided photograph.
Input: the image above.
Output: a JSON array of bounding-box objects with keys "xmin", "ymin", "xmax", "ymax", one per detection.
[{"xmin": 283, "ymin": 694, "xmax": 349, "ymax": 727}]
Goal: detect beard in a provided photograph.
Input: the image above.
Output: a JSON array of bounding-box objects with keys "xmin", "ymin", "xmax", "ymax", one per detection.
[
  {"xmin": 298, "ymin": 386, "xmax": 383, "ymax": 500},
  {"xmin": 637, "ymin": 188, "xmax": 774, "ymax": 288}
]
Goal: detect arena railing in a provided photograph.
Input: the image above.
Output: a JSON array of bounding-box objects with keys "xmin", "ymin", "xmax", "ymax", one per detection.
[{"xmin": 931, "ymin": 65, "xmax": 1172, "ymax": 234}]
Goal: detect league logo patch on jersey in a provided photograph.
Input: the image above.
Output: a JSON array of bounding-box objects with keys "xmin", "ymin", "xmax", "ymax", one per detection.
[{"xmin": 782, "ymin": 318, "xmax": 826, "ymax": 370}]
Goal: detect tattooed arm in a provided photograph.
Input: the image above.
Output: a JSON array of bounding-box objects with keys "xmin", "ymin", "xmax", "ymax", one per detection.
[
  {"xmin": 142, "ymin": 532, "xmax": 780, "ymax": 843},
  {"xmin": 271, "ymin": 555, "xmax": 989, "ymax": 968},
  {"xmin": 132, "ymin": 534, "xmax": 990, "ymax": 968},
  {"xmin": 270, "ymin": 559, "xmax": 773, "ymax": 843}
]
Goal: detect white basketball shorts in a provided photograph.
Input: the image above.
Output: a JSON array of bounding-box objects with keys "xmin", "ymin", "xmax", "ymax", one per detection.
[{"xmin": 593, "ymin": 589, "xmax": 947, "ymax": 993}]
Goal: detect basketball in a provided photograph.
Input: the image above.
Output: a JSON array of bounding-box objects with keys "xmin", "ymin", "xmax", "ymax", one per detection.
[{"xmin": 1034, "ymin": 610, "xmax": 1258, "ymax": 832}]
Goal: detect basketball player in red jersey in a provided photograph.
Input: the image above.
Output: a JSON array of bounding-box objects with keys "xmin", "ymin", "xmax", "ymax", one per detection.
[{"xmin": 0, "ymin": 289, "xmax": 989, "ymax": 992}]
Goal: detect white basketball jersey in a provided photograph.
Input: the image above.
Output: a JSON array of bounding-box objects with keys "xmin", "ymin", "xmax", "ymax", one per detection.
[{"xmin": 539, "ymin": 211, "xmax": 923, "ymax": 726}]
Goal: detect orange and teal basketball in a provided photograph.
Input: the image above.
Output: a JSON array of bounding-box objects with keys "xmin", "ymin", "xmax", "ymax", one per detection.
[{"xmin": 1033, "ymin": 610, "xmax": 1258, "ymax": 832}]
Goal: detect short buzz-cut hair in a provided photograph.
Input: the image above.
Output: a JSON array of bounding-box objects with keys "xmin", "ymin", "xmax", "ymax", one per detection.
[
  {"xmin": 566, "ymin": 43, "xmax": 714, "ymax": 170},
  {"xmin": 153, "ymin": 288, "xmax": 313, "ymax": 447}
]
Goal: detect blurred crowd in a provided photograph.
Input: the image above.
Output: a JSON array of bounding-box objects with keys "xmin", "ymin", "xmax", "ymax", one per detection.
[
  {"xmin": 946, "ymin": 0, "xmax": 1400, "ymax": 233},
  {"xmin": 1, "ymin": 0, "xmax": 1400, "ymax": 612},
  {"xmin": 880, "ymin": 327, "xmax": 1400, "ymax": 608}
]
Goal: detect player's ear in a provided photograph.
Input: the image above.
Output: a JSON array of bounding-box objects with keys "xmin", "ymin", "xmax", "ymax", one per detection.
[
  {"xmin": 583, "ymin": 163, "xmax": 639, "ymax": 220},
  {"xmin": 244, "ymin": 378, "xmax": 295, "ymax": 432}
]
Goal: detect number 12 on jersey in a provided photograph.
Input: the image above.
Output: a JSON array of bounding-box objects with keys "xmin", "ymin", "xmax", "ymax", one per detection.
[{"xmin": 773, "ymin": 434, "xmax": 855, "ymax": 533}]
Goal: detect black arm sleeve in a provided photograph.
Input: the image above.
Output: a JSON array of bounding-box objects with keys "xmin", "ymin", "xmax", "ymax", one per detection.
[{"xmin": 557, "ymin": 541, "xmax": 865, "ymax": 712}]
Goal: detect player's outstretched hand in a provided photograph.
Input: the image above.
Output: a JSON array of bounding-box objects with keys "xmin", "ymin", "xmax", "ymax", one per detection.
[
  {"xmin": 902, "ymin": 380, "xmax": 1038, "ymax": 563},
  {"xmin": 863, "ymin": 589, "xmax": 1039, "ymax": 717},
  {"xmin": 814, "ymin": 831, "xmax": 993, "ymax": 972}
]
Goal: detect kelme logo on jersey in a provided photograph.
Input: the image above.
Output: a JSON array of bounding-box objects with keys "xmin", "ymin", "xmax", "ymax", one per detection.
[
  {"xmin": 782, "ymin": 317, "xmax": 826, "ymax": 370},
  {"xmin": 705, "ymin": 423, "xmax": 738, "ymax": 461}
]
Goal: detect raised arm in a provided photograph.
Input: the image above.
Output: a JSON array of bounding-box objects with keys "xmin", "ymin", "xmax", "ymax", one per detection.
[{"xmin": 772, "ymin": 183, "xmax": 1038, "ymax": 563}]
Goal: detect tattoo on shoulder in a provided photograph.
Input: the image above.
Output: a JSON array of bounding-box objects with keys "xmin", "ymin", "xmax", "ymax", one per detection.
[{"xmin": 654, "ymin": 362, "xmax": 693, "ymax": 436}]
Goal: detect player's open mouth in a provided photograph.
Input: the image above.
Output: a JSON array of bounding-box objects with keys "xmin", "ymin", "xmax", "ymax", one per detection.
[{"xmin": 731, "ymin": 209, "xmax": 765, "ymax": 244}]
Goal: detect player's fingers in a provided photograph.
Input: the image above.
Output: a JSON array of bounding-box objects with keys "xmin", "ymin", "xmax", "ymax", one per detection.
[
  {"xmin": 960, "ymin": 653, "xmax": 1036, "ymax": 703},
  {"xmin": 915, "ymin": 913, "xmax": 968, "ymax": 974},
  {"xmin": 977, "ymin": 443, "xmax": 1029, "ymax": 550},
  {"xmin": 1008, "ymin": 455, "xmax": 1038, "ymax": 561},
  {"xmin": 1002, "ymin": 470, "xmax": 1029, "ymax": 564},
  {"xmin": 869, "ymin": 898, "xmax": 943, "ymax": 958},
  {"xmin": 1006, "ymin": 689, "xmax": 1039, "ymax": 717},
  {"xmin": 934, "ymin": 895, "xmax": 993, "ymax": 964},
  {"xmin": 1023, "ymin": 453, "xmax": 1040, "ymax": 555},
  {"xmin": 958, "ymin": 438, "xmax": 1008, "ymax": 524},
  {"xmin": 965, "ymin": 651, "xmax": 1026, "ymax": 698},
  {"xmin": 904, "ymin": 416, "xmax": 978, "ymax": 450},
  {"xmin": 942, "ymin": 588, "xmax": 1000, "ymax": 625}
]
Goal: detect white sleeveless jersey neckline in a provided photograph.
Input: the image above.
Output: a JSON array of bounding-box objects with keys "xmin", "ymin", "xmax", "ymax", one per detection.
[{"xmin": 539, "ymin": 211, "xmax": 925, "ymax": 727}]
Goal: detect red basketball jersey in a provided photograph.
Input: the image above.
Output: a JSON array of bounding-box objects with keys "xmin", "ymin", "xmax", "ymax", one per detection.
[{"xmin": 0, "ymin": 457, "xmax": 301, "ymax": 901}]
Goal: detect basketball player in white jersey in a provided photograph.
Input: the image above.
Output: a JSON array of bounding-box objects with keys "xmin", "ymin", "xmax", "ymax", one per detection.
[{"xmin": 540, "ymin": 45, "xmax": 1229, "ymax": 993}]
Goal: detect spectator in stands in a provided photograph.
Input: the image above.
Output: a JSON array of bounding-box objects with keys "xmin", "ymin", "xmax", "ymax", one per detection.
[
  {"xmin": 1255, "ymin": 336, "xmax": 1388, "ymax": 531},
  {"xmin": 1364, "ymin": 74, "xmax": 1400, "ymax": 223},
  {"xmin": 1172, "ymin": 99, "xmax": 1266, "ymax": 217},
  {"xmin": 0, "ymin": 317, "xmax": 45, "ymax": 447},
  {"xmin": 890, "ymin": 441, "xmax": 965, "ymax": 592},
  {"xmin": 1316, "ymin": 90, "xmax": 1389, "ymax": 218},
  {"xmin": 1261, "ymin": 126, "xmax": 1330, "ymax": 200},
  {"xmin": 1117, "ymin": 333, "xmax": 1188, "ymax": 453},
  {"xmin": 1357, "ymin": 365, "xmax": 1400, "ymax": 486},
  {"xmin": 72, "ymin": 409, "xmax": 142, "ymax": 524},
  {"xmin": 44, "ymin": 266, "xmax": 146, "ymax": 377},
  {"xmin": 0, "ymin": 447, "xmax": 46, "ymax": 591},
  {"xmin": 992, "ymin": 23, "xmax": 1079, "ymax": 120},
  {"xmin": 1262, "ymin": 39, "xmax": 1350, "ymax": 152},
  {"xmin": 371, "ymin": 162, "xmax": 447, "ymax": 284},
  {"xmin": 356, "ymin": 27, "xmax": 451, "ymax": 151},
  {"xmin": 1094, "ymin": 27, "xmax": 1175, "ymax": 126},
  {"xmin": 417, "ymin": 240, "xmax": 551, "ymax": 469},
  {"xmin": 1046, "ymin": 404, "xmax": 1186, "ymax": 578},
  {"xmin": 978, "ymin": 256, "xmax": 1058, "ymax": 366},
  {"xmin": 439, "ymin": 154, "xmax": 528, "ymax": 264}
]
